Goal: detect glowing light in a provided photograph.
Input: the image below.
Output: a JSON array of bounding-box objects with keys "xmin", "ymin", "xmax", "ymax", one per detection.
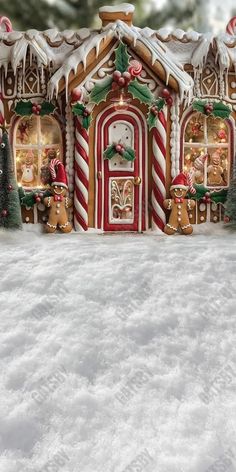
[{"xmin": 111, "ymin": 90, "xmax": 131, "ymax": 111}]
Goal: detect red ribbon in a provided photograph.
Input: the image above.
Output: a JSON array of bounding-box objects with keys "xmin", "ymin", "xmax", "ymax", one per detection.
[{"xmin": 174, "ymin": 198, "xmax": 184, "ymax": 203}]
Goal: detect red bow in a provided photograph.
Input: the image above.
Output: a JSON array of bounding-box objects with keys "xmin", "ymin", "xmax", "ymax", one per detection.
[
  {"xmin": 175, "ymin": 198, "xmax": 184, "ymax": 203},
  {"xmin": 54, "ymin": 195, "xmax": 63, "ymax": 202}
]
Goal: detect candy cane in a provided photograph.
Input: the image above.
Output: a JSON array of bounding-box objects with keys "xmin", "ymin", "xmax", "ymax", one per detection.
[
  {"xmin": 0, "ymin": 92, "xmax": 4, "ymax": 126},
  {"xmin": 151, "ymin": 108, "xmax": 167, "ymax": 232},
  {"xmin": 74, "ymin": 117, "xmax": 89, "ymax": 231},
  {"xmin": 226, "ymin": 17, "xmax": 236, "ymax": 35},
  {"xmin": 0, "ymin": 16, "xmax": 13, "ymax": 32},
  {"xmin": 186, "ymin": 169, "xmax": 196, "ymax": 195},
  {"xmin": 49, "ymin": 158, "xmax": 62, "ymax": 180}
]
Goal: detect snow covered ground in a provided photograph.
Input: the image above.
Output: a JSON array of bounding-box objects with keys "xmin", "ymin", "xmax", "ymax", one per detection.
[{"xmin": 0, "ymin": 224, "xmax": 236, "ymax": 472}]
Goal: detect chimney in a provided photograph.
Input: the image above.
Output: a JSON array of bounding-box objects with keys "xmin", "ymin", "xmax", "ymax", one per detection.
[{"xmin": 99, "ymin": 3, "xmax": 135, "ymax": 27}]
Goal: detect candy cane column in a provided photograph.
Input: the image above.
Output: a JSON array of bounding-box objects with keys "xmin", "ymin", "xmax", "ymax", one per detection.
[
  {"xmin": 74, "ymin": 117, "xmax": 89, "ymax": 231},
  {"xmin": 151, "ymin": 107, "xmax": 167, "ymax": 232}
]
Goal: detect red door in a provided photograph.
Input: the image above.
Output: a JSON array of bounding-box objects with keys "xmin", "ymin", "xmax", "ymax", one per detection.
[{"xmin": 96, "ymin": 107, "xmax": 147, "ymax": 232}]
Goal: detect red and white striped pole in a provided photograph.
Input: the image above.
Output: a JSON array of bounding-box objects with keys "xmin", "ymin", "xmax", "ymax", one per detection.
[
  {"xmin": 74, "ymin": 117, "xmax": 89, "ymax": 231},
  {"xmin": 0, "ymin": 92, "xmax": 5, "ymax": 137},
  {"xmin": 151, "ymin": 108, "xmax": 167, "ymax": 232}
]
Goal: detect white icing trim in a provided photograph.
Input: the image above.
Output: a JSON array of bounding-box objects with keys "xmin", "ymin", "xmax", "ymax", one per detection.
[{"xmin": 99, "ymin": 4, "xmax": 135, "ymax": 15}]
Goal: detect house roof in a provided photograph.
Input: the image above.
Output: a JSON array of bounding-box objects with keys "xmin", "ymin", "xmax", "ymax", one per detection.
[{"xmin": 0, "ymin": 5, "xmax": 236, "ymax": 101}]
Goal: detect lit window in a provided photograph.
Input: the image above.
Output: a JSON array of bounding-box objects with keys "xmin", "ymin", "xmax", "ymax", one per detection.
[
  {"xmin": 14, "ymin": 115, "xmax": 63, "ymax": 189},
  {"xmin": 183, "ymin": 113, "xmax": 230, "ymax": 188}
]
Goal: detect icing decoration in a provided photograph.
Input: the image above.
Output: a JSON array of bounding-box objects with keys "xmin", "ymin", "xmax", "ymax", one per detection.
[
  {"xmin": 151, "ymin": 107, "xmax": 167, "ymax": 231},
  {"xmin": 99, "ymin": 4, "xmax": 135, "ymax": 15},
  {"xmin": 15, "ymin": 100, "xmax": 55, "ymax": 117},
  {"xmin": 74, "ymin": 117, "xmax": 89, "ymax": 231},
  {"xmin": 103, "ymin": 143, "xmax": 135, "ymax": 161}
]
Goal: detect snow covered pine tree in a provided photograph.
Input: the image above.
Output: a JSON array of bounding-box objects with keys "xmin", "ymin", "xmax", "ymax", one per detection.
[
  {"xmin": 225, "ymin": 158, "xmax": 236, "ymax": 227},
  {"xmin": 0, "ymin": 130, "xmax": 22, "ymax": 229}
]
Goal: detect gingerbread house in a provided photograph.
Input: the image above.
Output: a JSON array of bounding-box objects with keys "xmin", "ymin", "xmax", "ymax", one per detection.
[{"xmin": 0, "ymin": 4, "xmax": 236, "ymax": 232}]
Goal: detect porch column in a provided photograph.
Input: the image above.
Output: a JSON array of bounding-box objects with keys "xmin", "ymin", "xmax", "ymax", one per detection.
[
  {"xmin": 74, "ymin": 116, "xmax": 89, "ymax": 231},
  {"xmin": 151, "ymin": 107, "xmax": 167, "ymax": 232}
]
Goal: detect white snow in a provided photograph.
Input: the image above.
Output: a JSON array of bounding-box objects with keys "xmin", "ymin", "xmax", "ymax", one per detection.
[
  {"xmin": 99, "ymin": 4, "xmax": 135, "ymax": 15},
  {"xmin": 0, "ymin": 224, "xmax": 236, "ymax": 472}
]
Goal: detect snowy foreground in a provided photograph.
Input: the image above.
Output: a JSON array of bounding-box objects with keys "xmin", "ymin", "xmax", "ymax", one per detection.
[{"xmin": 0, "ymin": 224, "xmax": 236, "ymax": 472}]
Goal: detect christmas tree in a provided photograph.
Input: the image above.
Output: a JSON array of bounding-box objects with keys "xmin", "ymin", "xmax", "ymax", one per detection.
[
  {"xmin": 0, "ymin": 130, "xmax": 22, "ymax": 229},
  {"xmin": 224, "ymin": 159, "xmax": 236, "ymax": 227}
]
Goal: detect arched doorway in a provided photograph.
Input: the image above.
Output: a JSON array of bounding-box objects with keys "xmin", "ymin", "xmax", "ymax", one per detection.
[{"xmin": 95, "ymin": 105, "xmax": 148, "ymax": 232}]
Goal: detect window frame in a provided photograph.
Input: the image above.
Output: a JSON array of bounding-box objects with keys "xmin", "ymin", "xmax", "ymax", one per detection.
[
  {"xmin": 13, "ymin": 114, "xmax": 63, "ymax": 190},
  {"xmin": 180, "ymin": 109, "xmax": 234, "ymax": 190}
]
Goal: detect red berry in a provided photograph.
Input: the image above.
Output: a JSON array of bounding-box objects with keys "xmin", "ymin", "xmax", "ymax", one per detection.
[
  {"xmin": 37, "ymin": 104, "xmax": 42, "ymax": 111},
  {"xmin": 35, "ymin": 197, "xmax": 41, "ymax": 203},
  {"xmin": 32, "ymin": 106, "xmax": 37, "ymax": 113},
  {"xmin": 7, "ymin": 184, "xmax": 13, "ymax": 191},
  {"xmin": 115, "ymin": 144, "xmax": 122, "ymax": 152},
  {"xmin": 112, "ymin": 82, "xmax": 118, "ymax": 90},
  {"xmin": 161, "ymin": 88, "xmax": 170, "ymax": 99},
  {"xmin": 166, "ymin": 97, "xmax": 173, "ymax": 106},
  {"xmin": 1, "ymin": 209, "xmax": 8, "ymax": 217},
  {"xmin": 39, "ymin": 192, "xmax": 44, "ymax": 198},
  {"xmin": 118, "ymin": 77, "xmax": 125, "ymax": 87},
  {"xmin": 71, "ymin": 88, "xmax": 82, "ymax": 102},
  {"xmin": 123, "ymin": 71, "xmax": 131, "ymax": 83},
  {"xmin": 113, "ymin": 70, "xmax": 122, "ymax": 82}
]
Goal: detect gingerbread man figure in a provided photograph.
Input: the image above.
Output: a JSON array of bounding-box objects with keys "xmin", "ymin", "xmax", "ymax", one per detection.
[
  {"xmin": 44, "ymin": 159, "xmax": 72, "ymax": 233},
  {"xmin": 207, "ymin": 151, "xmax": 225, "ymax": 186},
  {"xmin": 163, "ymin": 172, "xmax": 196, "ymax": 235}
]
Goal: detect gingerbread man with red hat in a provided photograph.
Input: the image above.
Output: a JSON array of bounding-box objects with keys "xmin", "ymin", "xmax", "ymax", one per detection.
[
  {"xmin": 44, "ymin": 159, "xmax": 73, "ymax": 233},
  {"xmin": 163, "ymin": 172, "xmax": 196, "ymax": 235}
]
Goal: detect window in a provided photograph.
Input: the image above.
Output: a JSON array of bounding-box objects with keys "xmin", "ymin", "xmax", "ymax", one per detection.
[
  {"xmin": 183, "ymin": 113, "xmax": 230, "ymax": 188},
  {"xmin": 14, "ymin": 115, "xmax": 63, "ymax": 189}
]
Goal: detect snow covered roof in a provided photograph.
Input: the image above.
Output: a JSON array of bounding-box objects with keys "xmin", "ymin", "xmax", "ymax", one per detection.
[
  {"xmin": 48, "ymin": 20, "xmax": 194, "ymax": 100},
  {"xmin": 0, "ymin": 6, "xmax": 236, "ymax": 101}
]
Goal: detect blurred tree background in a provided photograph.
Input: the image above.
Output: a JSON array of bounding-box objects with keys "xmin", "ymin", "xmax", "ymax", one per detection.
[{"xmin": 0, "ymin": 0, "xmax": 233, "ymax": 32}]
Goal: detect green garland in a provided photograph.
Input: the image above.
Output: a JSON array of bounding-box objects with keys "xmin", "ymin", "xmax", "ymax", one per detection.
[
  {"xmin": 187, "ymin": 184, "xmax": 228, "ymax": 204},
  {"xmin": 18, "ymin": 187, "xmax": 51, "ymax": 208},
  {"xmin": 192, "ymin": 100, "xmax": 231, "ymax": 118},
  {"xmin": 103, "ymin": 143, "xmax": 135, "ymax": 162},
  {"xmin": 72, "ymin": 103, "xmax": 92, "ymax": 130},
  {"xmin": 15, "ymin": 100, "xmax": 55, "ymax": 117}
]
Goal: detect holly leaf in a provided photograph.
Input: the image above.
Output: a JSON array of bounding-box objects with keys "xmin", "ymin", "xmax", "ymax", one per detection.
[
  {"xmin": 82, "ymin": 115, "xmax": 91, "ymax": 130},
  {"xmin": 192, "ymin": 100, "xmax": 205, "ymax": 114},
  {"xmin": 72, "ymin": 103, "xmax": 85, "ymax": 116},
  {"xmin": 155, "ymin": 98, "xmax": 165, "ymax": 110},
  {"xmin": 123, "ymin": 147, "xmax": 135, "ymax": 161},
  {"xmin": 90, "ymin": 77, "xmax": 113, "ymax": 104},
  {"xmin": 103, "ymin": 144, "xmax": 116, "ymax": 160},
  {"xmin": 114, "ymin": 43, "xmax": 130, "ymax": 73},
  {"xmin": 147, "ymin": 111, "xmax": 157, "ymax": 130},
  {"xmin": 128, "ymin": 79, "xmax": 153, "ymax": 104},
  {"xmin": 40, "ymin": 102, "xmax": 55, "ymax": 116},
  {"xmin": 213, "ymin": 102, "xmax": 231, "ymax": 119},
  {"xmin": 15, "ymin": 101, "xmax": 32, "ymax": 116}
]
